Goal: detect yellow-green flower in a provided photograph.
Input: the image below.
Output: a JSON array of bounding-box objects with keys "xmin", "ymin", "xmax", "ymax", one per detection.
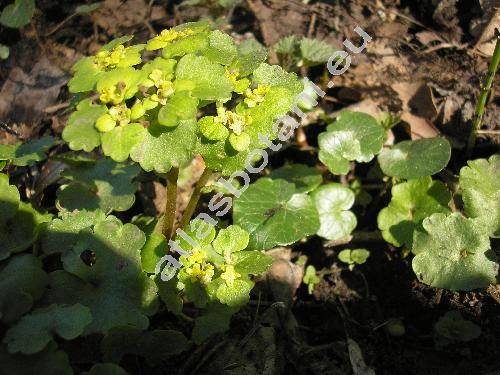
[
  {"xmin": 95, "ymin": 45, "xmax": 126, "ymax": 70},
  {"xmin": 144, "ymin": 69, "xmax": 175, "ymax": 105},
  {"xmin": 220, "ymin": 264, "xmax": 241, "ymax": 287},
  {"xmin": 95, "ymin": 104, "xmax": 131, "ymax": 132},
  {"xmin": 99, "ymin": 82, "xmax": 128, "ymax": 104},
  {"xmin": 147, "ymin": 28, "xmax": 195, "ymax": 50},
  {"xmin": 244, "ymin": 84, "xmax": 270, "ymax": 107},
  {"xmin": 215, "ymin": 106, "xmax": 249, "ymax": 136}
]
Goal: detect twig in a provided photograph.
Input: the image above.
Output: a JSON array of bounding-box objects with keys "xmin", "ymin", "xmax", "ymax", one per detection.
[
  {"xmin": 160, "ymin": 167, "xmax": 179, "ymax": 240},
  {"xmin": 176, "ymin": 168, "xmax": 212, "ymax": 232},
  {"xmin": 467, "ymin": 30, "xmax": 500, "ymax": 157}
]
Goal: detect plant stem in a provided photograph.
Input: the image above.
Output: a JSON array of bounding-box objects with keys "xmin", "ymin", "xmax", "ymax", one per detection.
[
  {"xmin": 161, "ymin": 167, "xmax": 179, "ymax": 240},
  {"xmin": 467, "ymin": 31, "xmax": 500, "ymax": 157},
  {"xmin": 177, "ymin": 168, "xmax": 213, "ymax": 233}
]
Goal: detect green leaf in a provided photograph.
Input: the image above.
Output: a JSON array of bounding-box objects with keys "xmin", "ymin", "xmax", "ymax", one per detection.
[
  {"xmin": 267, "ymin": 164, "xmax": 322, "ymax": 194},
  {"xmin": 0, "ymin": 136, "xmax": 55, "ymax": 166},
  {"xmin": 192, "ymin": 303, "xmax": 237, "ymax": 344},
  {"xmin": 311, "ymin": 183, "xmax": 357, "ymax": 241},
  {"xmin": 299, "ymin": 38, "xmax": 336, "ymax": 66},
  {"xmin": 0, "ymin": 255, "xmax": 48, "ymax": 324},
  {"xmin": 102, "ymin": 123, "xmax": 146, "ymax": 162},
  {"xmin": 157, "ymin": 91, "xmax": 199, "ymax": 127},
  {"xmin": 434, "ymin": 311, "xmax": 481, "ymax": 346},
  {"xmin": 0, "ymin": 201, "xmax": 52, "ymax": 260},
  {"xmin": 155, "ymin": 275, "xmax": 183, "ymax": 315},
  {"xmin": 303, "ymin": 265, "xmax": 320, "ymax": 294},
  {"xmin": 253, "ymin": 63, "xmax": 303, "ymax": 94},
  {"xmin": 202, "ymin": 30, "xmax": 237, "ymax": 65},
  {"xmin": 160, "ymin": 29, "xmax": 209, "ymax": 57},
  {"xmin": 212, "ymin": 225, "xmax": 249, "ymax": 255},
  {"xmin": 62, "ymin": 99, "xmax": 106, "ymax": 152},
  {"xmin": 0, "ymin": 173, "xmax": 20, "ymax": 223},
  {"xmin": 3, "ymin": 304, "xmax": 92, "ymax": 354},
  {"xmin": 412, "ymin": 213, "xmax": 498, "ymax": 291},
  {"xmin": 57, "ymin": 158, "xmax": 139, "ymax": 212},
  {"xmin": 101, "ymin": 35, "xmax": 134, "ymax": 52},
  {"xmin": 175, "ymin": 54, "xmax": 233, "ymax": 100},
  {"xmin": 75, "ymin": 2, "xmax": 100, "ymax": 14},
  {"xmin": 318, "ymin": 111, "xmax": 386, "ymax": 175},
  {"xmin": 46, "ymin": 217, "xmax": 158, "ymax": 334},
  {"xmin": 378, "ymin": 138, "xmax": 451, "ymax": 179},
  {"xmin": 338, "ymin": 248, "xmax": 370, "ymax": 267},
  {"xmin": 85, "ymin": 363, "xmax": 129, "ymax": 375},
  {"xmin": 0, "ymin": 0, "xmax": 35, "ymax": 28},
  {"xmin": 216, "ymin": 277, "xmax": 254, "ymax": 307},
  {"xmin": 459, "ymin": 155, "xmax": 500, "ymax": 237},
  {"xmin": 198, "ymin": 116, "xmax": 229, "ymax": 141},
  {"xmin": 101, "ymin": 326, "xmax": 189, "ymax": 366},
  {"xmin": 0, "ymin": 342, "xmax": 72, "ymax": 375},
  {"xmin": 233, "ymin": 178, "xmax": 320, "ymax": 250},
  {"xmin": 231, "ymin": 38, "xmax": 268, "ymax": 76},
  {"xmin": 0, "ymin": 43, "xmax": 9, "ymax": 59},
  {"xmin": 68, "ymin": 57, "xmax": 101, "ymax": 93},
  {"xmin": 40, "ymin": 209, "xmax": 106, "ymax": 255},
  {"xmin": 377, "ymin": 177, "xmax": 451, "ymax": 247},
  {"xmin": 130, "ymin": 120, "xmax": 197, "ymax": 174},
  {"xmin": 141, "ymin": 232, "xmax": 166, "ymax": 273},
  {"xmin": 275, "ymin": 35, "xmax": 299, "ymax": 55},
  {"xmin": 233, "ymin": 250, "xmax": 273, "ymax": 275},
  {"xmin": 57, "ymin": 159, "xmax": 140, "ymax": 212}
]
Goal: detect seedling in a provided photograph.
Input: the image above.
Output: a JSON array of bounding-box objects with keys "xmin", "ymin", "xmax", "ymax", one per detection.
[
  {"xmin": 303, "ymin": 265, "xmax": 320, "ymax": 294},
  {"xmin": 338, "ymin": 248, "xmax": 370, "ymax": 270}
]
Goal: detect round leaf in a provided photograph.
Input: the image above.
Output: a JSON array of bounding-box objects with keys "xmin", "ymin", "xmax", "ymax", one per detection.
[
  {"xmin": 57, "ymin": 158, "xmax": 139, "ymax": 213},
  {"xmin": 318, "ymin": 111, "xmax": 386, "ymax": 175},
  {"xmin": 233, "ymin": 178, "xmax": 320, "ymax": 250},
  {"xmin": 130, "ymin": 120, "xmax": 197, "ymax": 174},
  {"xmin": 102, "ymin": 123, "xmax": 146, "ymax": 162},
  {"xmin": 62, "ymin": 99, "xmax": 106, "ymax": 152},
  {"xmin": 378, "ymin": 177, "xmax": 451, "ymax": 247},
  {"xmin": 378, "ymin": 138, "xmax": 451, "ymax": 179},
  {"xmin": 311, "ymin": 183, "xmax": 357, "ymax": 241},
  {"xmin": 459, "ymin": 155, "xmax": 500, "ymax": 237},
  {"xmin": 0, "ymin": 0, "xmax": 35, "ymax": 28},
  {"xmin": 268, "ymin": 164, "xmax": 322, "ymax": 193},
  {"xmin": 0, "ymin": 136, "xmax": 55, "ymax": 166},
  {"xmin": 3, "ymin": 304, "xmax": 92, "ymax": 354},
  {"xmin": 412, "ymin": 213, "xmax": 498, "ymax": 291}
]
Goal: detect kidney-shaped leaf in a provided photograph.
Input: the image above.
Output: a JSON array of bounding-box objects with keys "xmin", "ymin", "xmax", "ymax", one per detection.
[
  {"xmin": 459, "ymin": 155, "xmax": 500, "ymax": 237},
  {"xmin": 311, "ymin": 183, "xmax": 357, "ymax": 241},
  {"xmin": 46, "ymin": 217, "xmax": 158, "ymax": 334},
  {"xmin": 0, "ymin": 136, "xmax": 55, "ymax": 166},
  {"xmin": 57, "ymin": 158, "xmax": 139, "ymax": 212},
  {"xmin": 378, "ymin": 138, "xmax": 451, "ymax": 179},
  {"xmin": 175, "ymin": 54, "xmax": 233, "ymax": 100},
  {"xmin": 268, "ymin": 164, "xmax": 322, "ymax": 194},
  {"xmin": 233, "ymin": 178, "xmax": 320, "ymax": 250},
  {"xmin": 0, "ymin": 0, "xmax": 35, "ymax": 28},
  {"xmin": 412, "ymin": 213, "xmax": 498, "ymax": 291},
  {"xmin": 62, "ymin": 99, "xmax": 106, "ymax": 152},
  {"xmin": 378, "ymin": 177, "xmax": 451, "ymax": 247},
  {"xmin": 130, "ymin": 120, "xmax": 197, "ymax": 174},
  {"xmin": 318, "ymin": 111, "xmax": 386, "ymax": 175},
  {"xmin": 0, "ymin": 254, "xmax": 48, "ymax": 324},
  {"xmin": 3, "ymin": 304, "xmax": 92, "ymax": 354}
]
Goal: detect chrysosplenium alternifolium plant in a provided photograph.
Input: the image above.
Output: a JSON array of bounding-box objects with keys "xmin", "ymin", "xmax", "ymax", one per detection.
[{"xmin": 0, "ymin": 20, "xmax": 498, "ymax": 372}]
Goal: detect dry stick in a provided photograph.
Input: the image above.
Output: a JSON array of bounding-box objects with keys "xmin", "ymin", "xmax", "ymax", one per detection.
[
  {"xmin": 161, "ymin": 167, "xmax": 179, "ymax": 240},
  {"xmin": 176, "ymin": 168, "xmax": 212, "ymax": 233},
  {"xmin": 466, "ymin": 30, "xmax": 500, "ymax": 158}
]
